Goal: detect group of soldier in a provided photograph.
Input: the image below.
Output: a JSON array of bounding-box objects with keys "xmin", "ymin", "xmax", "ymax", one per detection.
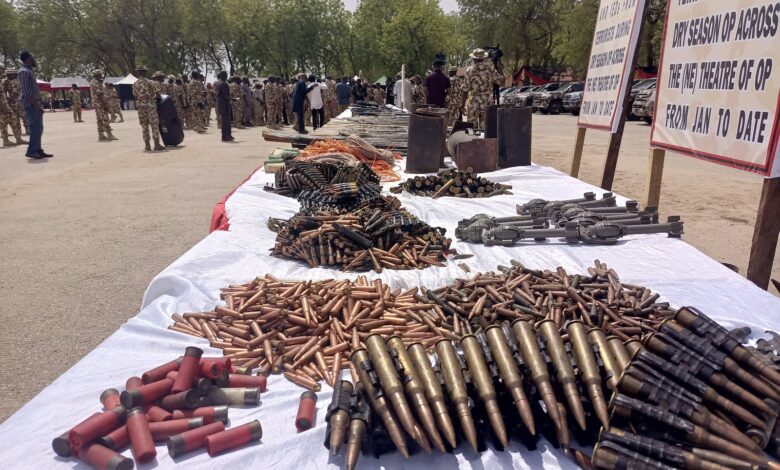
[{"xmin": 0, "ymin": 67, "xmax": 30, "ymax": 147}]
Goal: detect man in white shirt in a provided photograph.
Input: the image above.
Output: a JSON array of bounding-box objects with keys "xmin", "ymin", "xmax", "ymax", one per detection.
[
  {"xmin": 393, "ymin": 73, "xmax": 413, "ymax": 111},
  {"xmin": 306, "ymin": 75, "xmax": 327, "ymax": 129}
]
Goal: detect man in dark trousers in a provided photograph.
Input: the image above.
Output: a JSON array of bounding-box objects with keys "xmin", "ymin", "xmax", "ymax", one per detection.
[
  {"xmin": 214, "ymin": 71, "xmax": 233, "ymax": 141},
  {"xmin": 424, "ymin": 59, "xmax": 450, "ymax": 108},
  {"xmin": 292, "ymin": 73, "xmax": 308, "ymax": 134}
]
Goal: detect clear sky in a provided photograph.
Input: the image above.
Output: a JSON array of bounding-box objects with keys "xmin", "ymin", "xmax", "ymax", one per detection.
[{"xmin": 342, "ymin": 0, "xmax": 459, "ymax": 13}]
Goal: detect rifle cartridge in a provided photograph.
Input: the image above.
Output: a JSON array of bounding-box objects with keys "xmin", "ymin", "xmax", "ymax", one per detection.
[
  {"xmin": 350, "ymin": 348, "xmax": 410, "ymax": 458},
  {"xmin": 610, "ymin": 394, "xmax": 772, "ymax": 465},
  {"xmin": 435, "ymin": 339, "xmax": 479, "ymax": 451},
  {"xmin": 675, "ymin": 307, "xmax": 780, "ymax": 388},
  {"xmin": 484, "ymin": 325, "xmax": 536, "ymax": 435},
  {"xmin": 624, "ymin": 339, "xmax": 643, "ymax": 357},
  {"xmin": 510, "ymin": 320, "xmax": 566, "ymax": 444},
  {"xmin": 461, "ymin": 334, "xmax": 509, "ymax": 447},
  {"xmin": 602, "ymin": 427, "xmax": 729, "ymax": 470},
  {"xmin": 745, "ymin": 399, "xmax": 780, "ymax": 449},
  {"xmin": 345, "ymin": 384, "xmax": 370, "ymax": 470},
  {"xmin": 567, "ymin": 320, "xmax": 610, "ymax": 429},
  {"xmin": 588, "ymin": 327, "xmax": 620, "ymax": 391},
  {"xmin": 386, "ymin": 336, "xmax": 446, "ymax": 452},
  {"xmin": 592, "ymin": 441, "xmax": 676, "ymax": 470},
  {"xmin": 365, "ymin": 334, "xmax": 426, "ymax": 449},
  {"xmin": 538, "ymin": 319, "xmax": 587, "ymax": 431},
  {"xmin": 607, "ymin": 336, "xmax": 631, "ymax": 375},
  {"xmin": 407, "ymin": 343, "xmax": 458, "ymax": 448},
  {"xmin": 688, "ymin": 447, "xmax": 768, "ymax": 470}
]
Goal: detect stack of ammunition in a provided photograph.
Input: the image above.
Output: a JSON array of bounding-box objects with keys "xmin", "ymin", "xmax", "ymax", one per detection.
[
  {"xmin": 457, "ymin": 192, "xmax": 684, "ymax": 246},
  {"xmin": 594, "ymin": 307, "xmax": 780, "ymax": 469},
  {"xmin": 51, "ymin": 346, "xmax": 265, "ymax": 467},
  {"xmin": 270, "ymin": 196, "xmax": 451, "ymax": 272},
  {"xmin": 390, "ymin": 167, "xmax": 512, "ymax": 198}
]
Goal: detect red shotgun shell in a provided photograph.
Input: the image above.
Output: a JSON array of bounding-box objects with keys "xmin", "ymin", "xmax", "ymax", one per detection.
[
  {"xmin": 295, "ymin": 391, "xmax": 318, "ymax": 432},
  {"xmin": 205, "ymin": 420, "xmax": 263, "ymax": 456},
  {"xmin": 166, "ymin": 421, "xmax": 226, "ymax": 457},
  {"xmin": 171, "ymin": 405, "xmax": 229, "ymax": 424},
  {"xmin": 53, "ymin": 412, "xmax": 101, "ymax": 457},
  {"xmin": 165, "ymin": 370, "xmax": 212, "ymax": 396},
  {"xmin": 142, "ymin": 357, "xmax": 183, "ymax": 384},
  {"xmin": 78, "ymin": 443, "xmax": 133, "ymax": 470},
  {"xmin": 100, "ymin": 389, "xmax": 121, "ymax": 410},
  {"xmin": 144, "ymin": 404, "xmax": 173, "ymax": 422},
  {"xmin": 97, "ymin": 425, "xmax": 129, "ymax": 450},
  {"xmin": 120, "ymin": 378, "xmax": 174, "ymax": 408},
  {"xmin": 227, "ymin": 374, "xmax": 268, "ymax": 392},
  {"xmin": 149, "ymin": 417, "xmax": 204, "ymax": 441},
  {"xmin": 172, "ymin": 347, "xmax": 203, "ymax": 393},
  {"xmin": 69, "ymin": 406, "xmax": 126, "ymax": 455},
  {"xmin": 127, "ymin": 407, "xmax": 156, "ymax": 464},
  {"xmin": 200, "ymin": 357, "xmax": 229, "ymax": 379},
  {"xmin": 125, "ymin": 376, "xmax": 143, "ymax": 391}
]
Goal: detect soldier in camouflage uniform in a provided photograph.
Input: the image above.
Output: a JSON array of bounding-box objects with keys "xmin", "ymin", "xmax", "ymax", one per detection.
[
  {"xmin": 229, "ymin": 76, "xmax": 244, "ymax": 129},
  {"xmin": 446, "ymin": 66, "xmax": 465, "ymax": 125},
  {"xmin": 265, "ymin": 76, "xmax": 282, "ymax": 129},
  {"xmin": 3, "ymin": 69, "xmax": 27, "ymax": 143},
  {"xmin": 132, "ymin": 66, "xmax": 165, "ymax": 151},
  {"xmin": 151, "ymin": 71, "xmax": 166, "ymax": 95},
  {"xmin": 252, "ymin": 82, "xmax": 265, "ymax": 126},
  {"xmin": 105, "ymin": 83, "xmax": 124, "ymax": 123},
  {"xmin": 68, "ymin": 84, "xmax": 83, "ymax": 123},
  {"xmin": 0, "ymin": 67, "xmax": 14, "ymax": 146},
  {"xmin": 188, "ymin": 71, "xmax": 207, "ymax": 133},
  {"xmin": 90, "ymin": 70, "xmax": 117, "ymax": 141},
  {"xmin": 206, "ymin": 83, "xmax": 215, "ymax": 125},
  {"xmin": 171, "ymin": 76, "xmax": 187, "ymax": 127},
  {"xmin": 462, "ymin": 48, "xmax": 504, "ymax": 130},
  {"xmin": 412, "ymin": 76, "xmax": 426, "ymax": 104}
]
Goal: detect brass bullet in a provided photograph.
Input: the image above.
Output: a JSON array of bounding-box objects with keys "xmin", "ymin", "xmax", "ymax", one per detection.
[
  {"xmin": 567, "ymin": 320, "xmax": 610, "ymax": 430},
  {"xmin": 484, "ymin": 325, "xmax": 536, "ymax": 435},
  {"xmin": 511, "ymin": 320, "xmax": 567, "ymax": 445},
  {"xmin": 461, "ymin": 334, "xmax": 508, "ymax": 448},
  {"xmin": 350, "ymin": 348, "xmax": 409, "ymax": 458},
  {"xmin": 435, "ymin": 339, "xmax": 479, "ymax": 451},
  {"xmin": 364, "ymin": 334, "xmax": 427, "ymax": 451},
  {"xmin": 345, "ymin": 383, "xmax": 370, "ymax": 470},
  {"xmin": 607, "ymin": 336, "xmax": 631, "ymax": 375},
  {"xmin": 537, "ymin": 319, "xmax": 587, "ymax": 431},
  {"xmin": 386, "ymin": 336, "xmax": 446, "ymax": 453},
  {"xmin": 587, "ymin": 327, "xmax": 620, "ymax": 391},
  {"xmin": 407, "ymin": 343, "xmax": 458, "ymax": 449},
  {"xmin": 325, "ymin": 379, "xmax": 352, "ymax": 455}
]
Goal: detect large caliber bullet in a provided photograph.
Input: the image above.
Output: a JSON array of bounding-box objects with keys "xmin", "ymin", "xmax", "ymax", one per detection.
[
  {"xmin": 588, "ymin": 327, "xmax": 620, "ymax": 391},
  {"xmin": 325, "ymin": 380, "xmax": 353, "ymax": 454},
  {"xmin": 407, "ymin": 343, "xmax": 458, "ymax": 449},
  {"xmin": 460, "ymin": 334, "xmax": 509, "ymax": 447},
  {"xmin": 601, "ymin": 427, "xmax": 728, "ymax": 470},
  {"xmin": 675, "ymin": 307, "xmax": 780, "ymax": 388},
  {"xmin": 364, "ymin": 334, "xmax": 426, "ymax": 450},
  {"xmin": 567, "ymin": 320, "xmax": 610, "ymax": 429},
  {"xmin": 511, "ymin": 320, "xmax": 566, "ymax": 444},
  {"xmin": 607, "ymin": 336, "xmax": 631, "ymax": 375},
  {"xmin": 537, "ymin": 319, "xmax": 587, "ymax": 431},
  {"xmin": 386, "ymin": 336, "xmax": 446, "ymax": 453},
  {"xmin": 345, "ymin": 383, "xmax": 370, "ymax": 470},
  {"xmin": 484, "ymin": 325, "xmax": 536, "ymax": 435},
  {"xmin": 350, "ymin": 348, "xmax": 409, "ymax": 458},
  {"xmin": 593, "ymin": 440, "xmax": 676, "ymax": 470},
  {"xmin": 435, "ymin": 339, "xmax": 478, "ymax": 451},
  {"xmin": 611, "ymin": 394, "xmax": 773, "ymax": 466}
]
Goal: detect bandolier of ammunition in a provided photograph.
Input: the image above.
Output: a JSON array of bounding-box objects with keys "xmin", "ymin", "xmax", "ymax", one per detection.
[
  {"xmin": 269, "ymin": 196, "xmax": 451, "ymax": 272},
  {"xmin": 390, "ymin": 167, "xmax": 513, "ymax": 198}
]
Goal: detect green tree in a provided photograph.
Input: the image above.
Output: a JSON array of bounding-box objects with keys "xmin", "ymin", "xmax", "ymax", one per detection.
[{"xmin": 0, "ymin": 0, "xmax": 20, "ymax": 67}]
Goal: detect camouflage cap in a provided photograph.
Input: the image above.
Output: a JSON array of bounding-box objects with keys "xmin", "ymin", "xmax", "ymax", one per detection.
[
  {"xmin": 152, "ymin": 71, "xmax": 165, "ymax": 79},
  {"xmin": 6, "ymin": 68, "xmax": 18, "ymax": 75},
  {"xmin": 134, "ymin": 64, "xmax": 148, "ymax": 71},
  {"xmin": 91, "ymin": 69, "xmax": 103, "ymax": 77},
  {"xmin": 469, "ymin": 48, "xmax": 489, "ymax": 60},
  {"xmin": 167, "ymin": 74, "xmax": 175, "ymax": 80}
]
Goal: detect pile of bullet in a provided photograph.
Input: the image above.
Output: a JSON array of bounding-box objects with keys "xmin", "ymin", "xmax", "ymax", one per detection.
[
  {"xmin": 52, "ymin": 346, "xmax": 267, "ymax": 468},
  {"xmin": 265, "ymin": 160, "xmax": 383, "ymax": 214},
  {"xmin": 594, "ymin": 307, "xmax": 780, "ymax": 469},
  {"xmin": 390, "ymin": 167, "xmax": 512, "ymax": 198},
  {"xmin": 270, "ymin": 196, "xmax": 451, "ymax": 272}
]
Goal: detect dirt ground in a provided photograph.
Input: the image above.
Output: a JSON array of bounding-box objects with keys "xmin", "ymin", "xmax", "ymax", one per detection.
[{"xmin": 0, "ymin": 110, "xmax": 777, "ymax": 423}]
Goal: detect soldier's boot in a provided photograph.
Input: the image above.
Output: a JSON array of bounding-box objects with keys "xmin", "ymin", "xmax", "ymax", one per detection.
[
  {"xmin": 98, "ymin": 131, "xmax": 108, "ymax": 141},
  {"xmin": 111, "ymin": 115, "xmax": 117, "ymax": 123},
  {"xmin": 144, "ymin": 139, "xmax": 152, "ymax": 151},
  {"xmin": 107, "ymin": 130, "xmax": 118, "ymax": 141},
  {"xmin": 119, "ymin": 116, "xmax": 124, "ymax": 123},
  {"xmin": 153, "ymin": 138, "xmax": 165, "ymax": 151},
  {"xmin": 3, "ymin": 137, "xmax": 14, "ymax": 147},
  {"xmin": 15, "ymin": 137, "xmax": 28, "ymax": 145}
]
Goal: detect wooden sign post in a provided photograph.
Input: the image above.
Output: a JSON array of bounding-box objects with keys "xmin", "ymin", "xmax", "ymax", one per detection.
[
  {"xmin": 651, "ymin": 0, "xmax": 780, "ymax": 290},
  {"xmin": 570, "ymin": 0, "xmax": 649, "ymax": 191}
]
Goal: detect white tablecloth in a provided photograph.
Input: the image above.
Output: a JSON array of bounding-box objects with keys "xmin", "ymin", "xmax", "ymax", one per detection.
[{"xmin": 2, "ymin": 160, "xmax": 779, "ymax": 470}]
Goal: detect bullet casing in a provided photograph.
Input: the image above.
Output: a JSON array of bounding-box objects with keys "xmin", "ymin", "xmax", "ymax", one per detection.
[
  {"xmin": 435, "ymin": 339, "xmax": 479, "ymax": 452},
  {"xmin": 538, "ymin": 319, "xmax": 587, "ymax": 431},
  {"xmin": 407, "ymin": 342, "xmax": 458, "ymax": 449},
  {"xmin": 461, "ymin": 334, "xmax": 509, "ymax": 448},
  {"xmin": 567, "ymin": 320, "xmax": 610, "ymax": 430}
]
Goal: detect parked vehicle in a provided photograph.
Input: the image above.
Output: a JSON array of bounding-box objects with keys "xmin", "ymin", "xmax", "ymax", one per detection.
[
  {"xmin": 498, "ymin": 86, "xmax": 520, "ymax": 104},
  {"xmin": 534, "ymin": 82, "xmax": 583, "ymax": 114},
  {"xmin": 628, "ymin": 79, "xmax": 656, "ymax": 120},
  {"xmin": 632, "ymin": 88, "xmax": 656, "ymax": 124},
  {"xmin": 503, "ymin": 86, "xmax": 538, "ymax": 106},
  {"xmin": 563, "ymin": 90, "xmax": 583, "ymax": 115}
]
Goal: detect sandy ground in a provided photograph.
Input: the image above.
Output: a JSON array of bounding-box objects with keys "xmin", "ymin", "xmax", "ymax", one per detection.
[{"xmin": 0, "ymin": 110, "xmax": 777, "ymax": 423}]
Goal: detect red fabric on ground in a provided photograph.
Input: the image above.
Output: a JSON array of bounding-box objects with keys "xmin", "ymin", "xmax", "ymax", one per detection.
[{"xmin": 209, "ymin": 164, "xmax": 266, "ymax": 233}]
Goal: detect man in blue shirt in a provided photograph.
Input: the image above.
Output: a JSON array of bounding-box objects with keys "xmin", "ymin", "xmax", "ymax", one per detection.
[
  {"xmin": 291, "ymin": 73, "xmax": 309, "ymax": 134},
  {"xmin": 335, "ymin": 77, "xmax": 352, "ymax": 114},
  {"xmin": 18, "ymin": 51, "xmax": 51, "ymax": 159}
]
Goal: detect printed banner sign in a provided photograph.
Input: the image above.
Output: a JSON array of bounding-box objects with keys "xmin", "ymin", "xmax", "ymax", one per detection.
[
  {"xmin": 651, "ymin": 0, "xmax": 780, "ymax": 177},
  {"xmin": 579, "ymin": 0, "xmax": 647, "ymax": 132}
]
